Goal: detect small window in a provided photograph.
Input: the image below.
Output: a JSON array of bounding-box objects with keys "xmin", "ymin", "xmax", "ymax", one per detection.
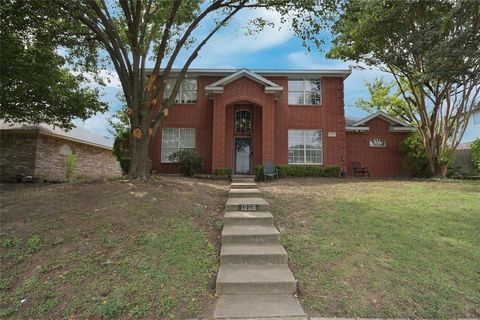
[
  {"xmin": 473, "ymin": 110, "xmax": 480, "ymax": 125},
  {"xmin": 369, "ymin": 138, "xmax": 386, "ymax": 148},
  {"xmin": 164, "ymin": 78, "xmax": 197, "ymax": 104},
  {"xmin": 59, "ymin": 144, "xmax": 74, "ymax": 155},
  {"xmin": 288, "ymin": 79, "xmax": 321, "ymax": 105},
  {"xmin": 288, "ymin": 130, "xmax": 323, "ymax": 164},
  {"xmin": 161, "ymin": 128, "xmax": 196, "ymax": 162},
  {"xmin": 235, "ymin": 110, "xmax": 252, "ymax": 133}
]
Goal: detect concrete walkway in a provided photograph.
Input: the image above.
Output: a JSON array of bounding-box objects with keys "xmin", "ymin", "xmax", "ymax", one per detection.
[{"xmin": 213, "ymin": 176, "xmax": 306, "ymax": 320}]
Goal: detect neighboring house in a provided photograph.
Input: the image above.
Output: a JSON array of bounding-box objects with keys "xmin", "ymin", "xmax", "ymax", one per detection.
[
  {"xmin": 460, "ymin": 106, "xmax": 480, "ymax": 143},
  {"xmin": 0, "ymin": 122, "xmax": 121, "ymax": 181},
  {"xmin": 149, "ymin": 68, "xmax": 415, "ymax": 177}
]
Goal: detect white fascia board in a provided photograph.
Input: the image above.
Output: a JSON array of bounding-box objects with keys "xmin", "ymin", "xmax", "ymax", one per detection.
[
  {"xmin": 264, "ymin": 86, "xmax": 283, "ymax": 93},
  {"xmin": 346, "ymin": 126, "xmax": 369, "ymax": 132},
  {"xmin": 389, "ymin": 126, "xmax": 416, "ymax": 132},
  {"xmin": 353, "ymin": 111, "xmax": 409, "ymax": 127},
  {"xmin": 204, "ymin": 86, "xmax": 223, "ymax": 93}
]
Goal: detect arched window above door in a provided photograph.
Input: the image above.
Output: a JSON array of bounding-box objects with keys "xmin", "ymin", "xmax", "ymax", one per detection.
[{"xmin": 235, "ymin": 109, "xmax": 252, "ymax": 133}]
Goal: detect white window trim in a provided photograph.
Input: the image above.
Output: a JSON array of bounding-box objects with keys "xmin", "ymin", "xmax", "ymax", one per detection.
[
  {"xmin": 161, "ymin": 127, "xmax": 196, "ymax": 163},
  {"xmin": 288, "ymin": 79, "xmax": 322, "ymax": 106},
  {"xmin": 235, "ymin": 109, "xmax": 253, "ymax": 133},
  {"xmin": 164, "ymin": 78, "xmax": 197, "ymax": 104},
  {"xmin": 288, "ymin": 129, "xmax": 323, "ymax": 165}
]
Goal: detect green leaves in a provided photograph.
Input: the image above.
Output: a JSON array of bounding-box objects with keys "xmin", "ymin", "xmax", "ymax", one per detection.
[{"xmin": 0, "ymin": 0, "xmax": 107, "ymax": 129}]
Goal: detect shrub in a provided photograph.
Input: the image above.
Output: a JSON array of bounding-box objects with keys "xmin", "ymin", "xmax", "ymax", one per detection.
[
  {"xmin": 112, "ymin": 130, "xmax": 130, "ymax": 175},
  {"xmin": 400, "ymin": 132, "xmax": 430, "ymax": 177},
  {"xmin": 212, "ymin": 168, "xmax": 233, "ymax": 178},
  {"xmin": 471, "ymin": 138, "xmax": 480, "ymax": 174},
  {"xmin": 169, "ymin": 150, "xmax": 204, "ymax": 176},
  {"xmin": 65, "ymin": 154, "xmax": 78, "ymax": 181},
  {"xmin": 256, "ymin": 164, "xmax": 341, "ymax": 180}
]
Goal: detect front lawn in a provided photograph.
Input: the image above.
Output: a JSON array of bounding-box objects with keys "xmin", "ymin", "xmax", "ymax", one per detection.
[
  {"xmin": 0, "ymin": 177, "xmax": 228, "ymax": 319},
  {"xmin": 260, "ymin": 178, "xmax": 480, "ymax": 319}
]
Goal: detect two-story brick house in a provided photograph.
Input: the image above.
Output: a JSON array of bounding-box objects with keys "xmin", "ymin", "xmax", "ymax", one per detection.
[{"xmin": 149, "ymin": 68, "xmax": 414, "ymax": 177}]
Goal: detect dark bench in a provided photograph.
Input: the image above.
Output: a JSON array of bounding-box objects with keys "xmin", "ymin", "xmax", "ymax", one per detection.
[{"xmin": 352, "ymin": 161, "xmax": 370, "ymax": 177}]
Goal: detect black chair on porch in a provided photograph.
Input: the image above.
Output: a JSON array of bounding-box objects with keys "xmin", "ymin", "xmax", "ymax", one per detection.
[{"xmin": 352, "ymin": 161, "xmax": 370, "ymax": 177}]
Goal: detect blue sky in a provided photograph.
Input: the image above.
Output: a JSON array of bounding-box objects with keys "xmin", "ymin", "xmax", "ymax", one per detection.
[{"xmin": 75, "ymin": 8, "xmax": 391, "ymax": 138}]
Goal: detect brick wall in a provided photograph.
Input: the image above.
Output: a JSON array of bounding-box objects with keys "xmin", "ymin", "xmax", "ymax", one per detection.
[
  {"xmin": 149, "ymin": 75, "xmax": 349, "ymax": 174},
  {"xmin": 35, "ymin": 134, "xmax": 121, "ymax": 181},
  {"xmin": 0, "ymin": 131, "xmax": 38, "ymax": 181},
  {"xmin": 346, "ymin": 118, "xmax": 409, "ymax": 177}
]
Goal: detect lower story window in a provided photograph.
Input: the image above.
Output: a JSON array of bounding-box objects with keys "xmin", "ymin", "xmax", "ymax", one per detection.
[
  {"xmin": 161, "ymin": 128, "xmax": 196, "ymax": 162},
  {"xmin": 288, "ymin": 129, "xmax": 323, "ymax": 164}
]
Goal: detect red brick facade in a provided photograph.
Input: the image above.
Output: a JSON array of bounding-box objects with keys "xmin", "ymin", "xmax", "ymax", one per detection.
[{"xmin": 149, "ymin": 69, "xmax": 413, "ymax": 177}]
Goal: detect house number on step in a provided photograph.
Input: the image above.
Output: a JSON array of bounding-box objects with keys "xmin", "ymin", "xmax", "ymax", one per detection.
[{"xmin": 240, "ymin": 204, "xmax": 257, "ymax": 211}]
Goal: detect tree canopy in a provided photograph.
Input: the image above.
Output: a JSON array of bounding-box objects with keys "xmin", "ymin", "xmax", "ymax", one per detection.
[
  {"xmin": 0, "ymin": 0, "xmax": 107, "ymax": 129},
  {"xmin": 328, "ymin": 0, "xmax": 480, "ymax": 177},
  {"xmin": 48, "ymin": 0, "xmax": 335, "ymax": 178}
]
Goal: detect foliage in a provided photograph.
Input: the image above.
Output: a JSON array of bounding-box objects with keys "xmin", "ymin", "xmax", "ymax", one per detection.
[
  {"xmin": 48, "ymin": 0, "xmax": 336, "ymax": 178},
  {"xmin": 399, "ymin": 132, "xmax": 430, "ymax": 177},
  {"xmin": 169, "ymin": 150, "xmax": 204, "ymax": 176},
  {"xmin": 65, "ymin": 154, "xmax": 79, "ymax": 181},
  {"xmin": 0, "ymin": 0, "xmax": 107, "ymax": 129},
  {"xmin": 470, "ymin": 138, "xmax": 480, "ymax": 174},
  {"xmin": 256, "ymin": 164, "xmax": 341, "ymax": 180},
  {"xmin": 26, "ymin": 235, "xmax": 41, "ymax": 253},
  {"xmin": 356, "ymin": 78, "xmax": 412, "ymax": 125},
  {"xmin": 112, "ymin": 130, "xmax": 131, "ymax": 175},
  {"xmin": 327, "ymin": 0, "xmax": 480, "ymax": 177},
  {"xmin": 212, "ymin": 168, "xmax": 233, "ymax": 179}
]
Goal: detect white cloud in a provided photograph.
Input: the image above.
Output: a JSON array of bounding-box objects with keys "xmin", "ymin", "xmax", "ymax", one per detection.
[
  {"xmin": 73, "ymin": 112, "xmax": 113, "ymax": 138},
  {"xmin": 188, "ymin": 8, "xmax": 294, "ymax": 68}
]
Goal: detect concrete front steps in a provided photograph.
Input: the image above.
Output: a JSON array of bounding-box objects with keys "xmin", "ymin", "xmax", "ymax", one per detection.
[{"xmin": 214, "ymin": 176, "xmax": 306, "ymax": 319}]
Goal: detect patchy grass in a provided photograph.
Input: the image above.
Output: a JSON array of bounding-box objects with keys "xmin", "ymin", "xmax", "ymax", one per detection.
[
  {"xmin": 260, "ymin": 178, "xmax": 480, "ymax": 319},
  {"xmin": 0, "ymin": 177, "xmax": 228, "ymax": 319}
]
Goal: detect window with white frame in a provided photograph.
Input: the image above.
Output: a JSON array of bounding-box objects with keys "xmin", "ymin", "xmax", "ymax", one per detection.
[
  {"xmin": 473, "ymin": 110, "xmax": 480, "ymax": 125},
  {"xmin": 164, "ymin": 78, "xmax": 197, "ymax": 103},
  {"xmin": 161, "ymin": 128, "xmax": 196, "ymax": 162},
  {"xmin": 288, "ymin": 79, "xmax": 321, "ymax": 105},
  {"xmin": 288, "ymin": 130, "xmax": 323, "ymax": 164}
]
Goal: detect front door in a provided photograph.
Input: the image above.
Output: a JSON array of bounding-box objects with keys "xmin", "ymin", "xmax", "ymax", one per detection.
[{"xmin": 235, "ymin": 137, "xmax": 252, "ymax": 174}]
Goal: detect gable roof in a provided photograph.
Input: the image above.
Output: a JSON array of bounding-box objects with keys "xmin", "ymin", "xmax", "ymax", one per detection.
[
  {"xmin": 207, "ymin": 68, "xmax": 280, "ymax": 88},
  {"xmin": 0, "ymin": 122, "xmax": 113, "ymax": 150},
  {"xmin": 345, "ymin": 111, "xmax": 416, "ymax": 132},
  {"xmin": 351, "ymin": 111, "xmax": 411, "ymax": 127},
  {"xmin": 204, "ymin": 68, "xmax": 283, "ymax": 99}
]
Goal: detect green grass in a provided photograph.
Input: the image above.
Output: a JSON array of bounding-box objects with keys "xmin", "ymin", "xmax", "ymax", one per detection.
[
  {"xmin": 0, "ymin": 177, "xmax": 226, "ymax": 319},
  {"xmin": 261, "ymin": 179, "xmax": 480, "ymax": 319}
]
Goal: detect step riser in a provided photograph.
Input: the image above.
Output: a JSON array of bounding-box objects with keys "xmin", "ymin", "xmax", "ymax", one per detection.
[
  {"xmin": 232, "ymin": 179, "xmax": 256, "ymax": 183},
  {"xmin": 225, "ymin": 204, "xmax": 270, "ymax": 212},
  {"xmin": 216, "ymin": 282, "xmax": 296, "ymax": 295},
  {"xmin": 224, "ymin": 216, "xmax": 273, "ymax": 226},
  {"xmin": 222, "ymin": 234, "xmax": 279, "ymax": 244},
  {"xmin": 230, "ymin": 184, "xmax": 257, "ymax": 189},
  {"xmin": 228, "ymin": 191, "xmax": 262, "ymax": 198},
  {"xmin": 220, "ymin": 254, "xmax": 288, "ymax": 264}
]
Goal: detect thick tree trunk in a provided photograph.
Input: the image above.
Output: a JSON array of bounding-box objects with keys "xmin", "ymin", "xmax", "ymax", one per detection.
[
  {"xmin": 434, "ymin": 163, "xmax": 448, "ymax": 178},
  {"xmin": 128, "ymin": 134, "xmax": 151, "ymax": 180}
]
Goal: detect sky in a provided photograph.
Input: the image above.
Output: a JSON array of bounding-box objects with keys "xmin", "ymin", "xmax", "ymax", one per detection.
[{"xmin": 74, "ymin": 8, "xmax": 392, "ymax": 138}]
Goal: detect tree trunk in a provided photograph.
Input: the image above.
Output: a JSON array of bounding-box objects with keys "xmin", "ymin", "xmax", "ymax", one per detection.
[
  {"xmin": 434, "ymin": 163, "xmax": 448, "ymax": 178},
  {"xmin": 128, "ymin": 134, "xmax": 151, "ymax": 180}
]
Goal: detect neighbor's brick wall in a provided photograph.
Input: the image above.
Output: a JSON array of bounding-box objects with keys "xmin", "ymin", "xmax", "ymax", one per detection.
[
  {"xmin": 0, "ymin": 131, "xmax": 38, "ymax": 181},
  {"xmin": 35, "ymin": 135, "xmax": 121, "ymax": 181},
  {"xmin": 346, "ymin": 118, "xmax": 409, "ymax": 177}
]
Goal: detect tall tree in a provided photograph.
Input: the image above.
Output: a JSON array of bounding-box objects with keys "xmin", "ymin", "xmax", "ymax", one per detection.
[
  {"xmin": 50, "ymin": 0, "xmax": 333, "ymax": 179},
  {"xmin": 327, "ymin": 0, "xmax": 480, "ymax": 177},
  {"xmin": 0, "ymin": 0, "xmax": 107, "ymax": 129}
]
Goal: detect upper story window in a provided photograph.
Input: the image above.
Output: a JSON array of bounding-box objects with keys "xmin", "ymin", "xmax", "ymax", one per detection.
[
  {"xmin": 235, "ymin": 110, "xmax": 252, "ymax": 133},
  {"xmin": 288, "ymin": 79, "xmax": 321, "ymax": 105},
  {"xmin": 164, "ymin": 78, "xmax": 197, "ymax": 104}
]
